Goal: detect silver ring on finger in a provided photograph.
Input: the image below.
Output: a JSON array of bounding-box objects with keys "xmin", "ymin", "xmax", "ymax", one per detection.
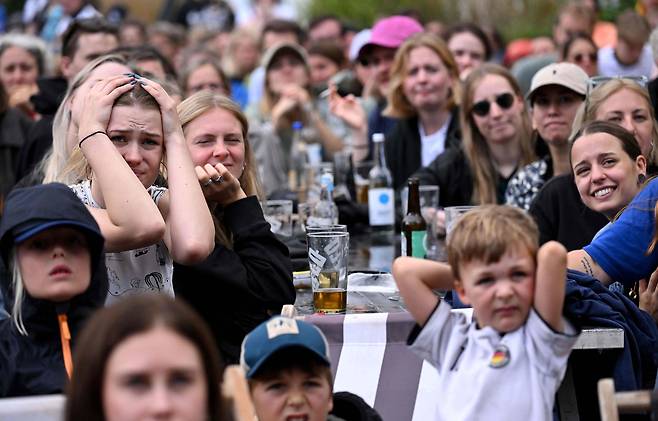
[
  {"xmin": 213, "ymin": 175, "xmax": 224, "ymax": 184},
  {"xmin": 203, "ymin": 179, "xmax": 213, "ymax": 187}
]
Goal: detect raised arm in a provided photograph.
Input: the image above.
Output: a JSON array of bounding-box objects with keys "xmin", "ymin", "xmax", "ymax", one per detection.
[
  {"xmin": 534, "ymin": 241, "xmax": 568, "ymax": 332},
  {"xmin": 140, "ymin": 78, "xmax": 215, "ymax": 264},
  {"xmin": 78, "ymin": 76, "xmax": 165, "ymax": 252},
  {"xmin": 392, "ymin": 257, "xmax": 454, "ymax": 325}
]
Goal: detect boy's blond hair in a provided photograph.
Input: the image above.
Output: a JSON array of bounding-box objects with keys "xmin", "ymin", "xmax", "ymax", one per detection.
[{"xmin": 447, "ymin": 205, "xmax": 539, "ymax": 281}]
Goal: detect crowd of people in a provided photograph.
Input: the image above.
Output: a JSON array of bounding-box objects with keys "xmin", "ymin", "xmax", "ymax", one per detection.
[{"xmin": 0, "ymin": 0, "xmax": 657, "ymax": 420}]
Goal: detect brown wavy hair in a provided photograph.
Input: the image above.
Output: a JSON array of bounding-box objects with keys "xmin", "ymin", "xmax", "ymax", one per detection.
[
  {"xmin": 460, "ymin": 63, "xmax": 535, "ymax": 204},
  {"xmin": 384, "ymin": 32, "xmax": 461, "ymax": 118}
]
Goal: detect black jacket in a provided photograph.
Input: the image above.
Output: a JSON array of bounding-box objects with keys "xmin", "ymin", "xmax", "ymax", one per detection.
[
  {"xmin": 384, "ymin": 109, "xmax": 461, "ymax": 190},
  {"xmin": 14, "ymin": 77, "xmax": 67, "ymax": 181},
  {"xmin": 0, "ymin": 183, "xmax": 107, "ymax": 397},
  {"xmin": 0, "ymin": 108, "xmax": 32, "ymax": 204},
  {"xmin": 529, "ymin": 174, "xmax": 608, "ymax": 251},
  {"xmin": 173, "ymin": 196, "xmax": 295, "ymax": 364}
]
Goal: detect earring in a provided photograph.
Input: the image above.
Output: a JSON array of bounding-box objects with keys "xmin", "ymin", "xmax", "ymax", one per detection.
[{"xmin": 638, "ymin": 173, "xmax": 647, "ymax": 185}]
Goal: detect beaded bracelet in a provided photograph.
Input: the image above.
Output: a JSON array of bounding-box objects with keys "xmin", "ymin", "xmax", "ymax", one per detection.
[{"xmin": 78, "ymin": 131, "xmax": 106, "ymax": 148}]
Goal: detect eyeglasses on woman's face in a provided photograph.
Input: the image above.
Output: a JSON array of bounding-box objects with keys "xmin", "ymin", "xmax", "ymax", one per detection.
[
  {"xmin": 572, "ymin": 52, "xmax": 597, "ymax": 63},
  {"xmin": 471, "ymin": 92, "xmax": 515, "ymax": 117}
]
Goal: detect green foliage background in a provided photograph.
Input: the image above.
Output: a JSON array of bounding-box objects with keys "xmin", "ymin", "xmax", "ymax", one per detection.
[{"xmin": 305, "ymin": 0, "xmax": 638, "ymax": 43}]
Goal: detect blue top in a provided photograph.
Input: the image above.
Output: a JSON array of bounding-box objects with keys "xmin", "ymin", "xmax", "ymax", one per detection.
[{"xmin": 584, "ymin": 177, "xmax": 658, "ymax": 286}]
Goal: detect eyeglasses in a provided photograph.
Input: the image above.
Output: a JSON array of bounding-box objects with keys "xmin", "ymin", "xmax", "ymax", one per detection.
[
  {"xmin": 584, "ymin": 75, "xmax": 648, "ymax": 116},
  {"xmin": 572, "ymin": 52, "xmax": 597, "ymax": 63},
  {"xmin": 471, "ymin": 93, "xmax": 515, "ymax": 117}
]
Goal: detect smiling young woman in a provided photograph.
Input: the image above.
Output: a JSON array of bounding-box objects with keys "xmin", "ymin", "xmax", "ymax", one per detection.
[{"xmin": 414, "ymin": 64, "xmax": 535, "ymax": 209}]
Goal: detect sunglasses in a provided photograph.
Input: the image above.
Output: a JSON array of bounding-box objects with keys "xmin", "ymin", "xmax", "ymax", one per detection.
[
  {"xmin": 471, "ymin": 93, "xmax": 515, "ymax": 117},
  {"xmin": 584, "ymin": 75, "xmax": 648, "ymax": 116},
  {"xmin": 573, "ymin": 52, "xmax": 597, "ymax": 63}
]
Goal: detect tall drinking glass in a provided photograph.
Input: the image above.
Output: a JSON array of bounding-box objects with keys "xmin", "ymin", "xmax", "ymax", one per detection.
[{"xmin": 307, "ymin": 232, "xmax": 349, "ymax": 314}]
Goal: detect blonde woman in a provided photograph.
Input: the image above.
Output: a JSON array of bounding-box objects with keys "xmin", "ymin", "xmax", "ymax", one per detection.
[
  {"xmin": 383, "ymin": 32, "xmax": 462, "ymax": 189},
  {"xmin": 175, "ymin": 91, "xmax": 294, "ymax": 363}
]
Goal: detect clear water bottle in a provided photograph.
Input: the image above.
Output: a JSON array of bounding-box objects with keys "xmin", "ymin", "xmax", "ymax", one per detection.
[
  {"xmin": 309, "ymin": 169, "xmax": 338, "ymax": 227},
  {"xmin": 368, "ymin": 133, "xmax": 394, "ymax": 242}
]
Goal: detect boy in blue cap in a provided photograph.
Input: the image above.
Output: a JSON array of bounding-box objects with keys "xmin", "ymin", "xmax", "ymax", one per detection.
[{"xmin": 241, "ymin": 316, "xmax": 341, "ymax": 421}]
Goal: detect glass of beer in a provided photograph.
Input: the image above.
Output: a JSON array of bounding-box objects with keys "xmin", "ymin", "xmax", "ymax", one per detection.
[
  {"xmin": 353, "ymin": 161, "xmax": 373, "ymax": 204},
  {"xmin": 307, "ymin": 231, "xmax": 349, "ymax": 314}
]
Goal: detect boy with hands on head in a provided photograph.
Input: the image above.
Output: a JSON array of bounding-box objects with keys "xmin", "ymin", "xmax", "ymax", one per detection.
[{"xmin": 393, "ymin": 205, "xmax": 579, "ymax": 421}]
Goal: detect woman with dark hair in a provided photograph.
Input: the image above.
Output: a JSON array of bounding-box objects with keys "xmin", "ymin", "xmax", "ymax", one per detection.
[
  {"xmin": 382, "ymin": 32, "xmax": 462, "ymax": 189},
  {"xmin": 530, "ymin": 77, "xmax": 658, "ymax": 250},
  {"xmin": 443, "ymin": 22, "xmax": 491, "ymax": 80},
  {"xmin": 571, "ymin": 121, "xmax": 647, "ymax": 221},
  {"xmin": 561, "ymin": 32, "xmax": 599, "ymax": 77},
  {"xmin": 65, "ymin": 294, "xmax": 224, "ymax": 421},
  {"xmin": 175, "ymin": 91, "xmax": 294, "ymax": 363},
  {"xmin": 415, "ymin": 64, "xmax": 535, "ymax": 209}
]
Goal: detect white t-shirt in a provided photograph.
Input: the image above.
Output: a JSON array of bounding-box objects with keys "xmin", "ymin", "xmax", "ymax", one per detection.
[
  {"xmin": 410, "ymin": 302, "xmax": 579, "ymax": 421},
  {"xmin": 597, "ymin": 45, "xmax": 655, "ymax": 79},
  {"xmin": 419, "ymin": 116, "xmax": 451, "ymax": 167},
  {"xmin": 70, "ymin": 180, "xmax": 174, "ymax": 305}
]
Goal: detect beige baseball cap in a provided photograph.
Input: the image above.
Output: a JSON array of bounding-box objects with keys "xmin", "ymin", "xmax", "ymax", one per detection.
[{"xmin": 527, "ymin": 62, "xmax": 588, "ymax": 103}]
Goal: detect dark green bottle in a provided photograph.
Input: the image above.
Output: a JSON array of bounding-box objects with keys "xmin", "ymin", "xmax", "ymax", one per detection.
[{"xmin": 402, "ymin": 177, "xmax": 427, "ymax": 258}]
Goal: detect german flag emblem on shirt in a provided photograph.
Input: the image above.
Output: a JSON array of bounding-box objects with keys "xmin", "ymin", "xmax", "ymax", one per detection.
[{"xmin": 489, "ymin": 344, "xmax": 510, "ymax": 368}]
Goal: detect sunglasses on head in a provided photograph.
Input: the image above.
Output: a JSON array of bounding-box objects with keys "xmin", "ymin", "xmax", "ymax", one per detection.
[
  {"xmin": 573, "ymin": 53, "xmax": 597, "ymax": 63},
  {"xmin": 471, "ymin": 93, "xmax": 515, "ymax": 117},
  {"xmin": 584, "ymin": 75, "xmax": 648, "ymax": 116}
]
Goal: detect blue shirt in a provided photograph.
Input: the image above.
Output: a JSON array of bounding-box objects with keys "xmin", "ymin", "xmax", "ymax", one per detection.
[{"xmin": 584, "ymin": 178, "xmax": 658, "ymax": 286}]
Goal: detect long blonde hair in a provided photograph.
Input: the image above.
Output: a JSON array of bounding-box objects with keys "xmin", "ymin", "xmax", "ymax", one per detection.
[
  {"xmin": 40, "ymin": 54, "xmax": 130, "ymax": 184},
  {"xmin": 571, "ymin": 78, "xmax": 658, "ymax": 166},
  {"xmin": 384, "ymin": 32, "xmax": 461, "ymax": 118},
  {"xmin": 460, "ymin": 64, "xmax": 535, "ymax": 204},
  {"xmin": 177, "ymin": 91, "xmax": 263, "ymax": 247},
  {"xmin": 58, "ymin": 84, "xmax": 162, "ymax": 185}
]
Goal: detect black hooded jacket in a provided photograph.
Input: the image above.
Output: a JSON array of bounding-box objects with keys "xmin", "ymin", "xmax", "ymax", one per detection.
[{"xmin": 0, "ymin": 183, "xmax": 106, "ymax": 397}]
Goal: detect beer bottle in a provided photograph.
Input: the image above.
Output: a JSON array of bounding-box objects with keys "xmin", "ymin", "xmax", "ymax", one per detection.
[
  {"xmin": 368, "ymin": 133, "xmax": 394, "ymax": 241},
  {"xmin": 402, "ymin": 177, "xmax": 427, "ymax": 258}
]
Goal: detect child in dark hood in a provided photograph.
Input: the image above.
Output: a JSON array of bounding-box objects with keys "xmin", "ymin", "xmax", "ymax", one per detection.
[{"xmin": 0, "ymin": 182, "xmax": 106, "ymax": 397}]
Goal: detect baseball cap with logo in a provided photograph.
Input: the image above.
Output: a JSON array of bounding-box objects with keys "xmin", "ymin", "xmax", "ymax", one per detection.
[
  {"xmin": 240, "ymin": 316, "xmax": 330, "ymax": 378},
  {"xmin": 527, "ymin": 62, "xmax": 588, "ymax": 103}
]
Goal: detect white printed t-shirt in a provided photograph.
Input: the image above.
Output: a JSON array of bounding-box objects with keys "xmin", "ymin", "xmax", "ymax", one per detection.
[
  {"xmin": 409, "ymin": 302, "xmax": 579, "ymax": 421},
  {"xmin": 70, "ymin": 180, "xmax": 174, "ymax": 305}
]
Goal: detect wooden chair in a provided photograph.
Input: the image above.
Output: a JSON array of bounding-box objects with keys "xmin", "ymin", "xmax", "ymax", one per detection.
[
  {"xmin": 221, "ymin": 365, "xmax": 256, "ymax": 421},
  {"xmin": 597, "ymin": 378, "xmax": 657, "ymax": 421}
]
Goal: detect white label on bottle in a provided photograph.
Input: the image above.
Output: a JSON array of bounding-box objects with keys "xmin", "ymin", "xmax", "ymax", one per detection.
[{"xmin": 368, "ymin": 188, "xmax": 394, "ymax": 225}]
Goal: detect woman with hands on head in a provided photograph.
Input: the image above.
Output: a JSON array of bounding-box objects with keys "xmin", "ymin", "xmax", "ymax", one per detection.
[
  {"xmin": 175, "ymin": 91, "xmax": 294, "ymax": 363},
  {"xmin": 64, "ymin": 71, "xmax": 214, "ymax": 304}
]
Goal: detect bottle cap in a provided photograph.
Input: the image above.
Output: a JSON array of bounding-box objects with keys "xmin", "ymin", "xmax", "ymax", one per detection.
[
  {"xmin": 372, "ymin": 133, "xmax": 384, "ymax": 143},
  {"xmin": 292, "ymin": 121, "xmax": 303, "ymax": 130}
]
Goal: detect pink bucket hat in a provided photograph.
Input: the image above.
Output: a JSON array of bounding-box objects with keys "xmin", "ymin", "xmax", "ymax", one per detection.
[{"xmin": 357, "ymin": 15, "xmax": 423, "ymax": 57}]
